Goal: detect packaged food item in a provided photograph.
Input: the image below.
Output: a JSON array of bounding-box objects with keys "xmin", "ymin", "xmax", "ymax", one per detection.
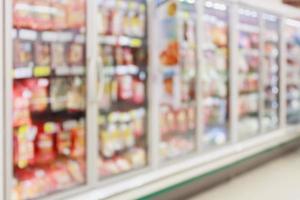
[
  {"xmin": 126, "ymin": 148, "xmax": 146, "ymax": 168},
  {"xmin": 115, "ymin": 46, "xmax": 124, "ymax": 65},
  {"xmin": 14, "ymin": 125, "xmax": 37, "ymax": 169},
  {"xmin": 49, "ymin": 162, "xmax": 73, "ymax": 190},
  {"xmin": 51, "ymin": 43, "xmax": 67, "ymax": 69},
  {"xmin": 123, "ymin": 48, "xmax": 134, "ymax": 65},
  {"xmin": 13, "ymin": 39, "xmax": 34, "ymax": 68},
  {"xmin": 118, "ymin": 75, "xmax": 133, "ymax": 101},
  {"xmin": 176, "ymin": 109, "xmax": 188, "ymax": 133},
  {"xmin": 56, "ymin": 121, "xmax": 72, "ymax": 157},
  {"xmin": 50, "ymin": 78, "xmax": 70, "ymax": 111},
  {"xmin": 66, "ymin": 77, "xmax": 85, "ymax": 111},
  {"xmin": 67, "ymin": 160, "xmax": 85, "ymax": 183},
  {"xmin": 70, "ymin": 119, "xmax": 85, "ymax": 158},
  {"xmin": 28, "ymin": 79, "xmax": 49, "ymax": 112},
  {"xmin": 13, "ymin": 81, "xmax": 31, "ymax": 127},
  {"xmin": 132, "ymin": 79, "xmax": 145, "ymax": 104},
  {"xmin": 13, "ymin": 0, "xmax": 33, "ymax": 28},
  {"xmin": 66, "ymin": 0, "xmax": 86, "ymax": 29},
  {"xmin": 35, "ymin": 122, "xmax": 58, "ymax": 165},
  {"xmin": 101, "ymin": 45, "xmax": 114, "ymax": 66},
  {"xmin": 34, "ymin": 42, "xmax": 51, "ymax": 67},
  {"xmin": 159, "ymin": 41, "xmax": 179, "ymax": 66},
  {"xmin": 132, "ymin": 109, "xmax": 145, "ymax": 137},
  {"xmin": 31, "ymin": 0, "xmax": 52, "ymax": 30},
  {"xmin": 51, "ymin": 0, "xmax": 67, "ymax": 30},
  {"xmin": 67, "ymin": 43, "xmax": 85, "ymax": 67}
]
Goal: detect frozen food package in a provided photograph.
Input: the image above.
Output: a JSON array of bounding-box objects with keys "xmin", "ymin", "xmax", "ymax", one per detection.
[
  {"xmin": 67, "ymin": 43, "xmax": 85, "ymax": 67},
  {"xmin": 51, "ymin": 43, "xmax": 67, "ymax": 69},
  {"xmin": 13, "ymin": 39, "xmax": 34, "ymax": 68},
  {"xmin": 67, "ymin": 77, "xmax": 85, "ymax": 111},
  {"xmin": 34, "ymin": 42, "xmax": 51, "ymax": 67},
  {"xmin": 50, "ymin": 78, "xmax": 70, "ymax": 112},
  {"xmin": 13, "ymin": 0, "xmax": 34, "ymax": 28}
]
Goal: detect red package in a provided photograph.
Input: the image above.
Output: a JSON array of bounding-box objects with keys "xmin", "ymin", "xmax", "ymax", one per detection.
[
  {"xmin": 14, "ymin": 125, "xmax": 37, "ymax": 168},
  {"xmin": 13, "ymin": 81, "xmax": 31, "ymax": 127},
  {"xmin": 28, "ymin": 79, "xmax": 49, "ymax": 112},
  {"xmin": 34, "ymin": 122, "xmax": 58, "ymax": 165},
  {"xmin": 56, "ymin": 127, "xmax": 72, "ymax": 156},
  {"xmin": 13, "ymin": 0, "xmax": 34, "ymax": 29},
  {"xmin": 70, "ymin": 120, "xmax": 85, "ymax": 158}
]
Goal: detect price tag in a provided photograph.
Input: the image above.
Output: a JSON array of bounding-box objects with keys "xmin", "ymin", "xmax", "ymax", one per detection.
[
  {"xmin": 55, "ymin": 67, "xmax": 70, "ymax": 76},
  {"xmin": 14, "ymin": 67, "xmax": 32, "ymax": 79},
  {"xmin": 130, "ymin": 38, "xmax": 142, "ymax": 47},
  {"xmin": 71, "ymin": 66, "xmax": 85, "ymax": 75},
  {"xmin": 33, "ymin": 66, "xmax": 51, "ymax": 77},
  {"xmin": 19, "ymin": 29, "xmax": 38, "ymax": 41}
]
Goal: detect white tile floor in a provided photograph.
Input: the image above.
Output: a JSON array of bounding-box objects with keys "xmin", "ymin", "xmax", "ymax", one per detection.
[{"xmin": 190, "ymin": 150, "xmax": 300, "ymax": 200}]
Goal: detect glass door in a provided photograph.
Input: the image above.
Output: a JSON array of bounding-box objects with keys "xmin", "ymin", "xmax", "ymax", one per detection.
[
  {"xmin": 261, "ymin": 13, "xmax": 280, "ymax": 132},
  {"xmin": 202, "ymin": 0, "xmax": 229, "ymax": 148},
  {"xmin": 11, "ymin": 0, "xmax": 87, "ymax": 199},
  {"xmin": 237, "ymin": 7, "xmax": 260, "ymax": 140},
  {"xmin": 285, "ymin": 19, "xmax": 300, "ymax": 124},
  {"xmin": 157, "ymin": 0, "xmax": 197, "ymax": 161},
  {"xmin": 97, "ymin": 0, "xmax": 148, "ymax": 178}
]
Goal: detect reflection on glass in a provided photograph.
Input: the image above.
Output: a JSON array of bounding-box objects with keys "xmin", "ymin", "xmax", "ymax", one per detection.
[
  {"xmin": 12, "ymin": 0, "xmax": 86, "ymax": 199},
  {"xmin": 237, "ymin": 8, "xmax": 260, "ymax": 140},
  {"xmin": 97, "ymin": 0, "xmax": 148, "ymax": 177},
  {"xmin": 202, "ymin": 1, "xmax": 229, "ymax": 148}
]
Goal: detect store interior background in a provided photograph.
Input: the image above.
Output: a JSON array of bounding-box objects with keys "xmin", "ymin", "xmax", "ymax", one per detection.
[{"xmin": 2, "ymin": 0, "xmax": 300, "ymax": 199}]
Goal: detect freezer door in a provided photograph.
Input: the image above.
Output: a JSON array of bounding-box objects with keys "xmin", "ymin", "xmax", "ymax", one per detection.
[
  {"xmin": 6, "ymin": 0, "xmax": 88, "ymax": 199},
  {"xmin": 97, "ymin": 0, "xmax": 149, "ymax": 178}
]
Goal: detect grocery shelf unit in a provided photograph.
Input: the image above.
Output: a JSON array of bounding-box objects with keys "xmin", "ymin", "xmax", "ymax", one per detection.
[{"xmin": 1, "ymin": 0, "xmax": 300, "ymax": 200}]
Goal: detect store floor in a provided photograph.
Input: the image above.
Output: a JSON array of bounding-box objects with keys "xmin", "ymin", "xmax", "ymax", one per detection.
[{"xmin": 189, "ymin": 149, "xmax": 300, "ymax": 200}]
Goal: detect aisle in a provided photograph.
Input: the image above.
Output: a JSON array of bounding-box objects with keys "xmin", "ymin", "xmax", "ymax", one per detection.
[{"xmin": 190, "ymin": 149, "xmax": 300, "ymax": 200}]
